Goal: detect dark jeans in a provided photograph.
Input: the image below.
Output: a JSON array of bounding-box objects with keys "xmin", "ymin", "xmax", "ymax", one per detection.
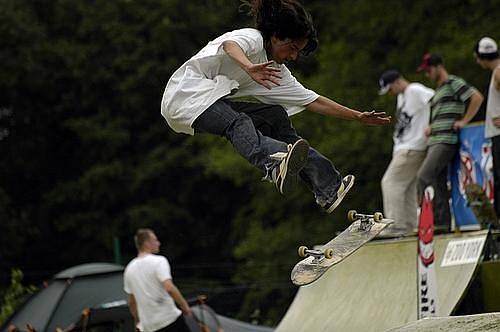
[
  {"xmin": 492, "ymin": 135, "xmax": 500, "ymax": 218},
  {"xmin": 417, "ymin": 143, "xmax": 458, "ymax": 228},
  {"xmin": 155, "ymin": 315, "xmax": 190, "ymax": 332},
  {"xmin": 192, "ymin": 99, "xmax": 341, "ymax": 206}
]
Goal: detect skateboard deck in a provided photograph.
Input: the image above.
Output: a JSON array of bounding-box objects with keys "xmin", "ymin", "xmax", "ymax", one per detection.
[
  {"xmin": 465, "ymin": 183, "xmax": 499, "ymax": 228},
  {"xmin": 291, "ymin": 211, "xmax": 393, "ymax": 286}
]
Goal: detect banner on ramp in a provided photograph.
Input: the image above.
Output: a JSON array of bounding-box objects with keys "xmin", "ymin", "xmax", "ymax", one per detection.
[
  {"xmin": 418, "ymin": 186, "xmax": 439, "ymax": 319},
  {"xmin": 450, "ymin": 123, "xmax": 493, "ymax": 230},
  {"xmin": 441, "ymin": 236, "xmax": 487, "ymax": 267}
]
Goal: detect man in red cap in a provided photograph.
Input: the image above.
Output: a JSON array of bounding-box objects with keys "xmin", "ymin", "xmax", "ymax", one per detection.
[{"xmin": 416, "ymin": 53, "xmax": 484, "ymax": 231}]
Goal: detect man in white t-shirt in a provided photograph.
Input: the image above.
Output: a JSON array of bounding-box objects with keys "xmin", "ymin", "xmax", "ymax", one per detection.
[
  {"xmin": 124, "ymin": 229, "xmax": 192, "ymax": 332},
  {"xmin": 475, "ymin": 37, "xmax": 500, "ymax": 219},
  {"xmin": 161, "ymin": 1, "xmax": 390, "ymax": 214},
  {"xmin": 378, "ymin": 70, "xmax": 434, "ymax": 236}
]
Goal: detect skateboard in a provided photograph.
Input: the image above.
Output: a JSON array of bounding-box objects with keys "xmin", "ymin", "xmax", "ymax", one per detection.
[
  {"xmin": 464, "ymin": 183, "xmax": 499, "ymax": 229},
  {"xmin": 291, "ymin": 211, "xmax": 393, "ymax": 286}
]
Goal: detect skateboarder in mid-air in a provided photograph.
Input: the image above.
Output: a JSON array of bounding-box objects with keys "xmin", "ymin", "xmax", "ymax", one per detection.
[{"xmin": 161, "ymin": 0, "xmax": 391, "ymax": 212}]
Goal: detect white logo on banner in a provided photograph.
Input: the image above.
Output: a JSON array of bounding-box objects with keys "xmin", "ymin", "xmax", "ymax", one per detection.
[{"xmin": 441, "ymin": 237, "xmax": 486, "ymax": 267}]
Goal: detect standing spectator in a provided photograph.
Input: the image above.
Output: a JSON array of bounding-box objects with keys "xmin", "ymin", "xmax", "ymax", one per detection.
[
  {"xmin": 475, "ymin": 37, "xmax": 500, "ymax": 219},
  {"xmin": 378, "ymin": 70, "xmax": 434, "ymax": 236},
  {"xmin": 124, "ymin": 228, "xmax": 192, "ymax": 332},
  {"xmin": 416, "ymin": 53, "xmax": 484, "ymax": 231}
]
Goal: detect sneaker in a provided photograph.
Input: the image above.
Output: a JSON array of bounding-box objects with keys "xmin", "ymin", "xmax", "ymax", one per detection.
[
  {"xmin": 270, "ymin": 139, "xmax": 309, "ymax": 195},
  {"xmin": 323, "ymin": 175, "xmax": 355, "ymax": 213}
]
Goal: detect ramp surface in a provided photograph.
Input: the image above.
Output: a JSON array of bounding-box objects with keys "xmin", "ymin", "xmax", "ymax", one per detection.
[
  {"xmin": 276, "ymin": 231, "xmax": 488, "ymax": 332},
  {"xmin": 386, "ymin": 312, "xmax": 500, "ymax": 331}
]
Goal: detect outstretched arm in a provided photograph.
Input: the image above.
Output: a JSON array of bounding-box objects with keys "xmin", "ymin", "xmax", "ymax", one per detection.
[{"xmin": 306, "ymin": 95, "xmax": 391, "ymax": 125}]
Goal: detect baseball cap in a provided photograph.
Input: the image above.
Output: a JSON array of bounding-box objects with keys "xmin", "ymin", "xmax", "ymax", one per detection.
[
  {"xmin": 378, "ymin": 70, "xmax": 400, "ymax": 95},
  {"xmin": 417, "ymin": 53, "xmax": 443, "ymax": 72},
  {"xmin": 475, "ymin": 37, "xmax": 498, "ymax": 59}
]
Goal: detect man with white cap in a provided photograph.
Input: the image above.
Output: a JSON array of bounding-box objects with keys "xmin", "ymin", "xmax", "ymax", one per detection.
[
  {"xmin": 378, "ymin": 70, "xmax": 434, "ymax": 236},
  {"xmin": 475, "ymin": 36, "xmax": 500, "ymax": 219}
]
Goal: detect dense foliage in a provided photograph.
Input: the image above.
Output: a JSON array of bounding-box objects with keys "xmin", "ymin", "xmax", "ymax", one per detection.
[
  {"xmin": 1, "ymin": 0, "xmax": 498, "ymax": 325},
  {"xmin": 0, "ymin": 270, "xmax": 36, "ymax": 325}
]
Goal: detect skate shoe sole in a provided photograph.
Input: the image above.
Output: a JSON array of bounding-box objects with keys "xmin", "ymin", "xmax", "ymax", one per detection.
[
  {"xmin": 279, "ymin": 139, "xmax": 309, "ymax": 195},
  {"xmin": 326, "ymin": 175, "xmax": 355, "ymax": 213}
]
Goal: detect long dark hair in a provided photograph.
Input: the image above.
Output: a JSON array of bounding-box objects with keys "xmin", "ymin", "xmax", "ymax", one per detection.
[{"xmin": 241, "ymin": 0, "xmax": 318, "ymax": 55}]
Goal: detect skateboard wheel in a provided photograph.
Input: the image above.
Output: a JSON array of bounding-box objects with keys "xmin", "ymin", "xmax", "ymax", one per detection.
[
  {"xmin": 347, "ymin": 210, "xmax": 357, "ymax": 222},
  {"xmin": 298, "ymin": 246, "xmax": 309, "ymax": 258},
  {"xmin": 373, "ymin": 212, "xmax": 383, "ymax": 222},
  {"xmin": 324, "ymin": 248, "xmax": 333, "ymax": 259}
]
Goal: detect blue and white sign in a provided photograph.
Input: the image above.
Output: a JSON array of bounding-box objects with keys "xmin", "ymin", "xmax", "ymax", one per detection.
[{"xmin": 450, "ymin": 123, "xmax": 493, "ymax": 230}]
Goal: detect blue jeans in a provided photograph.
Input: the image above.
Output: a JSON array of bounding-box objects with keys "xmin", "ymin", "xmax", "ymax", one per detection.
[{"xmin": 192, "ymin": 99, "xmax": 341, "ymax": 206}]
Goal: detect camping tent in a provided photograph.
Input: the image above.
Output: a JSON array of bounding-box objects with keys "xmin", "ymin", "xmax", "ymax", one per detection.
[
  {"xmin": 2, "ymin": 263, "xmax": 274, "ymax": 332},
  {"xmin": 72, "ymin": 301, "xmax": 274, "ymax": 332},
  {"xmin": 1, "ymin": 263, "xmax": 128, "ymax": 332}
]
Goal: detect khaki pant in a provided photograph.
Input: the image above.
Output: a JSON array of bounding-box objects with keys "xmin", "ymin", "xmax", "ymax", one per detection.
[{"xmin": 381, "ymin": 149, "xmax": 426, "ymax": 232}]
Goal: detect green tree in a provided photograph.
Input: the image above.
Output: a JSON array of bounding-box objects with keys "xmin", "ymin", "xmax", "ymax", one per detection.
[
  {"xmin": 0, "ymin": 269, "xmax": 37, "ymax": 325},
  {"xmin": 0, "ymin": 0, "xmax": 499, "ymax": 326}
]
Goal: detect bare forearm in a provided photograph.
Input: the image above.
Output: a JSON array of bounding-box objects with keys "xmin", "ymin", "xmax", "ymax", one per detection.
[
  {"xmin": 222, "ymin": 41, "xmax": 252, "ymax": 71},
  {"xmin": 306, "ymin": 96, "xmax": 361, "ymax": 120},
  {"xmin": 222, "ymin": 40, "xmax": 281, "ymax": 89},
  {"xmin": 128, "ymin": 297, "xmax": 139, "ymax": 324},
  {"xmin": 305, "ymin": 95, "xmax": 391, "ymax": 125},
  {"xmin": 167, "ymin": 285, "xmax": 190, "ymax": 312},
  {"xmin": 462, "ymin": 91, "xmax": 483, "ymax": 123}
]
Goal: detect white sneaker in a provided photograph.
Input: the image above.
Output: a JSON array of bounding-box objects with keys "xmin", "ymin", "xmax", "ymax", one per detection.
[
  {"xmin": 323, "ymin": 175, "xmax": 355, "ymax": 213},
  {"xmin": 270, "ymin": 139, "xmax": 309, "ymax": 195}
]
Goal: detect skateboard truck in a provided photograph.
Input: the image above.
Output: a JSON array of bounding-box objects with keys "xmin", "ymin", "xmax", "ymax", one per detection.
[
  {"xmin": 347, "ymin": 210, "xmax": 383, "ymax": 231},
  {"xmin": 298, "ymin": 246, "xmax": 333, "ymax": 264}
]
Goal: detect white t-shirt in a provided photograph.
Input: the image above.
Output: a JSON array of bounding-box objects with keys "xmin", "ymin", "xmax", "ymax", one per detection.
[
  {"xmin": 161, "ymin": 28, "xmax": 319, "ymax": 135},
  {"xmin": 124, "ymin": 254, "xmax": 182, "ymax": 332},
  {"xmin": 393, "ymin": 83, "xmax": 434, "ymax": 152},
  {"xmin": 485, "ymin": 66, "xmax": 500, "ymax": 138}
]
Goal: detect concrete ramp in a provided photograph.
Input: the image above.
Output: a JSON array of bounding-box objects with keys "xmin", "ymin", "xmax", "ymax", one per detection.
[
  {"xmin": 386, "ymin": 312, "xmax": 500, "ymax": 331},
  {"xmin": 276, "ymin": 230, "xmax": 488, "ymax": 332}
]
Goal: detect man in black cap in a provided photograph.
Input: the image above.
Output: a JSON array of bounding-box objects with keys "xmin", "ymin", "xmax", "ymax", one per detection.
[
  {"xmin": 378, "ymin": 70, "xmax": 434, "ymax": 236},
  {"xmin": 416, "ymin": 53, "xmax": 484, "ymax": 231},
  {"xmin": 475, "ymin": 37, "xmax": 500, "ymax": 219}
]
